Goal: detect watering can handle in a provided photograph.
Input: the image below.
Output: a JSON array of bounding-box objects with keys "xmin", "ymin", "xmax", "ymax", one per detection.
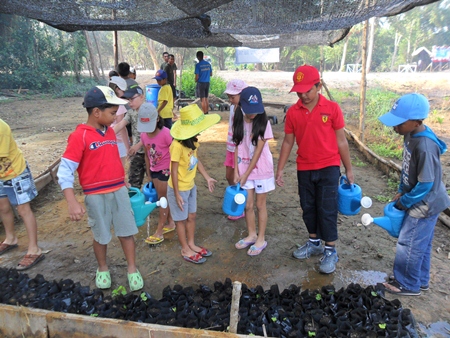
[
  {"xmin": 235, "ymin": 183, "xmax": 241, "ymax": 190},
  {"xmin": 340, "ymin": 175, "xmax": 354, "ymax": 192}
]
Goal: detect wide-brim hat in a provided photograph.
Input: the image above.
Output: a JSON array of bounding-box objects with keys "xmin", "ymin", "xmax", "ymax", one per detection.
[
  {"xmin": 224, "ymin": 79, "xmax": 248, "ymax": 95},
  {"xmin": 170, "ymin": 104, "xmax": 221, "ymax": 140}
]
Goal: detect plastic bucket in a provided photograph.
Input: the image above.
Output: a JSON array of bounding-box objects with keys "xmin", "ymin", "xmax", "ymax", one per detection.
[
  {"xmin": 145, "ymin": 84, "xmax": 161, "ymax": 108},
  {"xmin": 222, "ymin": 183, "xmax": 247, "ymax": 217}
]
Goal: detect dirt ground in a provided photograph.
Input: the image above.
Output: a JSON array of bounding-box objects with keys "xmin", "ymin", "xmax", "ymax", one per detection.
[{"xmin": 1, "ymin": 70, "xmax": 450, "ymax": 336}]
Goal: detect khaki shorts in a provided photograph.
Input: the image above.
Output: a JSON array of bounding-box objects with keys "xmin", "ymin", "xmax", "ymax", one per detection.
[
  {"xmin": 85, "ymin": 186, "xmax": 138, "ymax": 245},
  {"xmin": 167, "ymin": 185, "xmax": 197, "ymax": 221}
]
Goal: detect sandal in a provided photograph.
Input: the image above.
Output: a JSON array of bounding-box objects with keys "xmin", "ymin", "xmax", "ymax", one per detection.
[
  {"xmin": 96, "ymin": 269, "xmax": 111, "ymax": 289},
  {"xmin": 0, "ymin": 243, "xmax": 18, "ymax": 255},
  {"xmin": 128, "ymin": 270, "xmax": 144, "ymax": 291},
  {"xmin": 194, "ymin": 247, "xmax": 212, "ymax": 257},
  {"xmin": 16, "ymin": 253, "xmax": 45, "ymax": 271},
  {"xmin": 162, "ymin": 226, "xmax": 176, "ymax": 234},
  {"xmin": 182, "ymin": 253, "xmax": 206, "ymax": 264},
  {"xmin": 145, "ymin": 235, "xmax": 164, "ymax": 245},
  {"xmin": 383, "ymin": 280, "xmax": 421, "ymax": 296}
]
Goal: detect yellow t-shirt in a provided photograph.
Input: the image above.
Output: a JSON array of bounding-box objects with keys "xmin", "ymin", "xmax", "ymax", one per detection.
[
  {"xmin": 168, "ymin": 140, "xmax": 198, "ymax": 191},
  {"xmin": 158, "ymin": 84, "xmax": 174, "ymax": 119},
  {"xmin": 0, "ymin": 119, "xmax": 26, "ymax": 181}
]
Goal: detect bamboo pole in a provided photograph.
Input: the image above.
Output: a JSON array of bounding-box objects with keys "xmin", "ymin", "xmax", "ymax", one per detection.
[
  {"xmin": 359, "ymin": 13, "xmax": 369, "ymax": 142},
  {"xmin": 229, "ymin": 281, "xmax": 242, "ymax": 334}
]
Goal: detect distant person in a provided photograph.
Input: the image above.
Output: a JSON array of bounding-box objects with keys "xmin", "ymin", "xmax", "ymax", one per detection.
[
  {"xmin": 118, "ymin": 62, "xmax": 138, "ymax": 88},
  {"xmin": 57, "ymin": 86, "xmax": 143, "ymax": 291},
  {"xmin": 108, "ymin": 70, "xmax": 119, "ymax": 80},
  {"xmin": 160, "ymin": 52, "xmax": 169, "ymax": 70},
  {"xmin": 224, "ymin": 79, "xmax": 248, "ymax": 221},
  {"xmin": 115, "ymin": 85, "xmax": 158, "ymax": 189},
  {"xmin": 129, "ymin": 67, "xmax": 137, "ymax": 80},
  {"xmin": 0, "ymin": 119, "xmax": 44, "ymax": 271},
  {"xmin": 275, "ymin": 65, "xmax": 354, "ymax": 274},
  {"xmin": 153, "ymin": 70, "xmax": 174, "ymax": 129},
  {"xmin": 195, "ymin": 51, "xmax": 212, "ymax": 114},
  {"xmin": 168, "ymin": 104, "xmax": 220, "ymax": 264},
  {"xmin": 164, "ymin": 54, "xmax": 177, "ymax": 99},
  {"xmin": 232, "ymin": 87, "xmax": 275, "ymax": 256},
  {"xmin": 379, "ymin": 93, "xmax": 450, "ymax": 296}
]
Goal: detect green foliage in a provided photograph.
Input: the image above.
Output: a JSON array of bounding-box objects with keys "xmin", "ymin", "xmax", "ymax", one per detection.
[
  {"xmin": 179, "ymin": 69, "xmax": 227, "ymax": 99},
  {"xmin": 51, "ymin": 75, "xmax": 100, "ymax": 98},
  {"xmin": 367, "ymin": 142, "xmax": 403, "ymax": 160}
]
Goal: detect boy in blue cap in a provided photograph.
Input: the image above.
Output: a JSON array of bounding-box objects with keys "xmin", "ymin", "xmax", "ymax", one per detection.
[
  {"xmin": 379, "ymin": 93, "xmax": 450, "ymax": 296},
  {"xmin": 153, "ymin": 69, "xmax": 174, "ymax": 129}
]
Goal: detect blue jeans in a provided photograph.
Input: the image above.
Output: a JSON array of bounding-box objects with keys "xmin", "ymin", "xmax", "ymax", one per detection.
[
  {"xmin": 393, "ymin": 213, "xmax": 439, "ymax": 292},
  {"xmin": 297, "ymin": 166, "xmax": 340, "ymax": 242}
]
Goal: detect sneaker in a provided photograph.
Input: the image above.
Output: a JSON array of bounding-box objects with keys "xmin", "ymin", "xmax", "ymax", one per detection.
[
  {"xmin": 293, "ymin": 241, "xmax": 324, "ymax": 260},
  {"xmin": 420, "ymin": 285, "xmax": 429, "ymax": 291},
  {"xmin": 319, "ymin": 250, "xmax": 339, "ymax": 274}
]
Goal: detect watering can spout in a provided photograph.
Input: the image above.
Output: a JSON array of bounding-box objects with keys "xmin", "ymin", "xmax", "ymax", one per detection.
[
  {"xmin": 372, "ymin": 216, "xmax": 393, "ymax": 233},
  {"xmin": 360, "ymin": 202, "xmax": 405, "ymax": 238}
]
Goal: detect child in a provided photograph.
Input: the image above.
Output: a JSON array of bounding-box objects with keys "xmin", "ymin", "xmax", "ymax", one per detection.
[
  {"xmin": 379, "ymin": 93, "xmax": 450, "ymax": 296},
  {"xmin": 168, "ymin": 104, "xmax": 220, "ymax": 264},
  {"xmin": 224, "ymin": 79, "xmax": 248, "ymax": 221},
  {"xmin": 109, "ymin": 76, "xmax": 130, "ymax": 169},
  {"xmin": 114, "ymin": 85, "xmax": 158, "ymax": 188},
  {"xmin": 57, "ymin": 86, "xmax": 144, "ymax": 292},
  {"xmin": 134, "ymin": 104, "xmax": 176, "ymax": 244},
  {"xmin": 153, "ymin": 70, "xmax": 174, "ymax": 129},
  {"xmin": 0, "ymin": 119, "xmax": 44, "ymax": 270},
  {"xmin": 275, "ymin": 65, "xmax": 354, "ymax": 274},
  {"xmin": 232, "ymin": 87, "xmax": 275, "ymax": 256}
]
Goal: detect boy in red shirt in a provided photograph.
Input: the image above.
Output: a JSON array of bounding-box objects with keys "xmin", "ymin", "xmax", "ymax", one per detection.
[
  {"xmin": 57, "ymin": 86, "xmax": 143, "ymax": 291},
  {"xmin": 276, "ymin": 65, "xmax": 354, "ymax": 274}
]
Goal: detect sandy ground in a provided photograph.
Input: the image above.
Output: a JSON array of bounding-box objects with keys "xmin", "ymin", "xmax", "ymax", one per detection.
[{"xmin": 1, "ymin": 70, "xmax": 450, "ymax": 336}]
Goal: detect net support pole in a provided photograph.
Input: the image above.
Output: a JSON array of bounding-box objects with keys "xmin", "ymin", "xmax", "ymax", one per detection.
[
  {"xmin": 229, "ymin": 281, "xmax": 242, "ymax": 333},
  {"xmin": 359, "ymin": 9, "xmax": 369, "ymax": 142}
]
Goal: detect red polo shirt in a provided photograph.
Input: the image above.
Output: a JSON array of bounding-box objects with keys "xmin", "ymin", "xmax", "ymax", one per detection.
[{"xmin": 285, "ymin": 94, "xmax": 345, "ymax": 171}]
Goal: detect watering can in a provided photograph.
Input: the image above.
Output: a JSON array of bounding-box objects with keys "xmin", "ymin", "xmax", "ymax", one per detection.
[
  {"xmin": 338, "ymin": 176, "xmax": 372, "ymax": 215},
  {"xmin": 361, "ymin": 202, "xmax": 405, "ymax": 238},
  {"xmin": 143, "ymin": 181, "xmax": 158, "ymax": 203},
  {"xmin": 128, "ymin": 187, "xmax": 167, "ymax": 227},
  {"xmin": 222, "ymin": 183, "xmax": 248, "ymax": 217}
]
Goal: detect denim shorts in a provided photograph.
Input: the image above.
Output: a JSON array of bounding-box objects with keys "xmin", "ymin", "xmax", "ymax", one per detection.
[
  {"xmin": 0, "ymin": 164, "xmax": 37, "ymax": 206},
  {"xmin": 84, "ymin": 186, "xmax": 138, "ymax": 245},
  {"xmin": 167, "ymin": 185, "xmax": 197, "ymax": 221}
]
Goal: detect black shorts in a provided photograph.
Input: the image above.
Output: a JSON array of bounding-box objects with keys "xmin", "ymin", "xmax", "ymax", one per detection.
[
  {"xmin": 196, "ymin": 82, "xmax": 210, "ymax": 99},
  {"xmin": 150, "ymin": 170, "xmax": 170, "ymax": 182}
]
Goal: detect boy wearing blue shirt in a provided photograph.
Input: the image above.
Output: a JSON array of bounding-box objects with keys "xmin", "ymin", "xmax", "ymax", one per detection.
[
  {"xmin": 379, "ymin": 93, "xmax": 450, "ymax": 296},
  {"xmin": 195, "ymin": 51, "xmax": 212, "ymax": 114}
]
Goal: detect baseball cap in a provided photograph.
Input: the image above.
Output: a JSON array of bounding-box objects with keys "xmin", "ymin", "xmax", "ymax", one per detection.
[
  {"xmin": 153, "ymin": 70, "xmax": 167, "ymax": 80},
  {"xmin": 290, "ymin": 65, "xmax": 320, "ymax": 93},
  {"xmin": 378, "ymin": 93, "xmax": 429, "ymax": 127},
  {"xmin": 239, "ymin": 87, "xmax": 264, "ymax": 115},
  {"xmin": 122, "ymin": 84, "xmax": 144, "ymax": 98},
  {"xmin": 130, "ymin": 66, "xmax": 136, "ymax": 74},
  {"xmin": 137, "ymin": 103, "xmax": 158, "ymax": 133},
  {"xmin": 109, "ymin": 76, "xmax": 127, "ymax": 91},
  {"xmin": 224, "ymin": 79, "xmax": 248, "ymax": 95},
  {"xmin": 82, "ymin": 86, "xmax": 128, "ymax": 108}
]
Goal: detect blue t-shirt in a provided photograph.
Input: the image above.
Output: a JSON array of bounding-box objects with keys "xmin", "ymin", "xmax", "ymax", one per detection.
[{"xmin": 195, "ymin": 60, "xmax": 212, "ymax": 83}]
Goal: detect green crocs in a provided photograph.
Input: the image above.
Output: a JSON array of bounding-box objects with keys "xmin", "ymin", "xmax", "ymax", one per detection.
[
  {"xmin": 96, "ymin": 269, "xmax": 111, "ymax": 289},
  {"xmin": 128, "ymin": 269, "xmax": 144, "ymax": 292}
]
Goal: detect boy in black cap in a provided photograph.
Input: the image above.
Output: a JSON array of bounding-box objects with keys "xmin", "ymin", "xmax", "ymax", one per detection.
[{"xmin": 57, "ymin": 85, "xmax": 144, "ymax": 292}]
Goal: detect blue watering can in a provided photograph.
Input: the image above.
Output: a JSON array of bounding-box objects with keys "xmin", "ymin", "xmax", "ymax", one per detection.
[
  {"xmin": 143, "ymin": 181, "xmax": 158, "ymax": 203},
  {"xmin": 222, "ymin": 183, "xmax": 248, "ymax": 217},
  {"xmin": 128, "ymin": 187, "xmax": 167, "ymax": 227},
  {"xmin": 361, "ymin": 202, "xmax": 405, "ymax": 238},
  {"xmin": 338, "ymin": 176, "xmax": 372, "ymax": 215}
]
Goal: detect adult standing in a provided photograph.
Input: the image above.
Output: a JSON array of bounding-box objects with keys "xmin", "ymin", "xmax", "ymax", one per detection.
[
  {"xmin": 164, "ymin": 54, "xmax": 177, "ymax": 99},
  {"xmin": 195, "ymin": 51, "xmax": 212, "ymax": 114},
  {"xmin": 160, "ymin": 52, "xmax": 169, "ymax": 70}
]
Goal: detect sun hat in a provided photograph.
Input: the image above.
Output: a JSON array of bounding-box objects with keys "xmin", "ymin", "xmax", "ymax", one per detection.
[
  {"xmin": 290, "ymin": 65, "xmax": 320, "ymax": 93},
  {"xmin": 153, "ymin": 70, "xmax": 167, "ymax": 80},
  {"xmin": 109, "ymin": 76, "xmax": 127, "ymax": 91},
  {"xmin": 122, "ymin": 84, "xmax": 144, "ymax": 98},
  {"xmin": 239, "ymin": 87, "xmax": 264, "ymax": 115},
  {"xmin": 82, "ymin": 86, "xmax": 128, "ymax": 108},
  {"xmin": 170, "ymin": 104, "xmax": 221, "ymax": 140},
  {"xmin": 137, "ymin": 103, "xmax": 158, "ymax": 133},
  {"xmin": 378, "ymin": 93, "xmax": 429, "ymax": 127},
  {"xmin": 224, "ymin": 79, "xmax": 248, "ymax": 95}
]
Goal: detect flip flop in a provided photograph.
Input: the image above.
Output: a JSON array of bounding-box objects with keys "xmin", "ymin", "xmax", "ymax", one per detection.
[
  {"xmin": 128, "ymin": 270, "xmax": 144, "ymax": 292},
  {"xmin": 383, "ymin": 280, "xmax": 421, "ymax": 296},
  {"xmin": 182, "ymin": 253, "xmax": 206, "ymax": 264},
  {"xmin": 235, "ymin": 239, "xmax": 256, "ymax": 250},
  {"xmin": 228, "ymin": 213, "xmax": 245, "ymax": 221},
  {"xmin": 96, "ymin": 269, "xmax": 111, "ymax": 289},
  {"xmin": 162, "ymin": 226, "xmax": 176, "ymax": 234},
  {"xmin": 194, "ymin": 247, "xmax": 212, "ymax": 257},
  {"xmin": 16, "ymin": 253, "xmax": 45, "ymax": 271},
  {"xmin": 145, "ymin": 235, "xmax": 164, "ymax": 245},
  {"xmin": 247, "ymin": 241, "xmax": 268, "ymax": 256},
  {"xmin": 0, "ymin": 243, "xmax": 18, "ymax": 255}
]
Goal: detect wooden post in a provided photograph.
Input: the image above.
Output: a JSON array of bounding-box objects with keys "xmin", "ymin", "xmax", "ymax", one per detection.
[
  {"xmin": 229, "ymin": 281, "xmax": 242, "ymax": 334},
  {"xmin": 359, "ymin": 11, "xmax": 369, "ymax": 142}
]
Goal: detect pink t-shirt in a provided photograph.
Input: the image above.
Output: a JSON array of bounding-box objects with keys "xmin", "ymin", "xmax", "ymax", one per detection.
[
  {"xmin": 111, "ymin": 105, "xmax": 127, "ymax": 143},
  {"xmin": 140, "ymin": 127, "xmax": 172, "ymax": 173},
  {"xmin": 236, "ymin": 120, "xmax": 274, "ymax": 180}
]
